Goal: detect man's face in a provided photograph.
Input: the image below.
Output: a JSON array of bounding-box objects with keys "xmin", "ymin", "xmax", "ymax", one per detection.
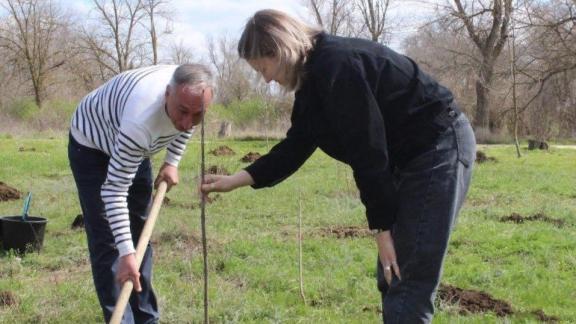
[{"xmin": 165, "ymin": 84, "xmax": 213, "ymax": 131}]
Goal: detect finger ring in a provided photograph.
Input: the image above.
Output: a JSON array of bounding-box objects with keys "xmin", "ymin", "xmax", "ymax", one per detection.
[
  {"xmin": 384, "ymin": 266, "xmax": 391, "ymax": 271},
  {"xmin": 210, "ymin": 183, "xmax": 215, "ymax": 190},
  {"xmin": 391, "ymin": 261, "xmax": 397, "ymax": 265}
]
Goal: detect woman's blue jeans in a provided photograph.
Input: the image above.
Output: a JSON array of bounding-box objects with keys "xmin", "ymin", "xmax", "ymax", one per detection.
[
  {"xmin": 377, "ymin": 114, "xmax": 476, "ymax": 323},
  {"xmin": 68, "ymin": 134, "xmax": 159, "ymax": 324}
]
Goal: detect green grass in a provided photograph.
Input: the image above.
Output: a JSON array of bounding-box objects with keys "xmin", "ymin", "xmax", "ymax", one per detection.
[{"xmin": 0, "ymin": 138, "xmax": 575, "ymax": 323}]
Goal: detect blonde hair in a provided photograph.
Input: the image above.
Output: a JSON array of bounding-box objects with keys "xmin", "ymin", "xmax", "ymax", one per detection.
[{"xmin": 238, "ymin": 9, "xmax": 322, "ymax": 91}]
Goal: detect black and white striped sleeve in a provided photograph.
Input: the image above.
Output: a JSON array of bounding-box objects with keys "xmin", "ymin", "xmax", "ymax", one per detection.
[
  {"xmin": 101, "ymin": 122, "xmax": 150, "ymax": 257},
  {"xmin": 164, "ymin": 130, "xmax": 194, "ymax": 166}
]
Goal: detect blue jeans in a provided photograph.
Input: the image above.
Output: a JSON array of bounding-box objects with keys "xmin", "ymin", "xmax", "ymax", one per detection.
[
  {"xmin": 377, "ymin": 115, "xmax": 476, "ymax": 323},
  {"xmin": 68, "ymin": 134, "xmax": 159, "ymax": 324}
]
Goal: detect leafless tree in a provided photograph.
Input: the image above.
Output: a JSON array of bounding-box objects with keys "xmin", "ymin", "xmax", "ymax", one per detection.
[
  {"xmin": 81, "ymin": 0, "xmax": 147, "ymax": 76},
  {"xmin": 307, "ymin": 0, "xmax": 360, "ymax": 36},
  {"xmin": 168, "ymin": 39, "xmax": 195, "ymax": 64},
  {"xmin": 356, "ymin": 0, "xmax": 392, "ymax": 42},
  {"xmin": 0, "ymin": 0, "xmax": 69, "ymax": 108},
  {"xmin": 140, "ymin": 0, "xmax": 172, "ymax": 65},
  {"xmin": 451, "ymin": 0, "xmax": 513, "ymax": 130},
  {"xmin": 207, "ymin": 35, "xmax": 255, "ymax": 105},
  {"xmin": 491, "ymin": 0, "xmax": 576, "ymax": 140}
]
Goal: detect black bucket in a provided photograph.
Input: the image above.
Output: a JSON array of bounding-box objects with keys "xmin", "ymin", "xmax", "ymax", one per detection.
[{"xmin": 1, "ymin": 216, "xmax": 47, "ymax": 254}]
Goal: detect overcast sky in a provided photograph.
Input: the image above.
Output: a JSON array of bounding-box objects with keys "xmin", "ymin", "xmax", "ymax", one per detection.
[{"xmin": 65, "ymin": 0, "xmax": 443, "ymax": 60}]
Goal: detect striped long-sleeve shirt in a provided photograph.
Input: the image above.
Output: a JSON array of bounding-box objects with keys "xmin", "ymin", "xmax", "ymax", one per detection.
[{"xmin": 70, "ymin": 65, "xmax": 194, "ymax": 257}]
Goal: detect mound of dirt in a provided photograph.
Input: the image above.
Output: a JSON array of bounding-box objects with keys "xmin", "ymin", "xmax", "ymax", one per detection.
[
  {"xmin": 317, "ymin": 226, "xmax": 371, "ymax": 239},
  {"xmin": 163, "ymin": 194, "xmax": 221, "ymax": 209},
  {"xmin": 159, "ymin": 231, "xmax": 201, "ymax": 247},
  {"xmin": 531, "ymin": 309, "xmax": 559, "ymax": 322},
  {"xmin": 71, "ymin": 214, "xmax": 84, "ymax": 229},
  {"xmin": 210, "ymin": 145, "xmax": 235, "ymax": 156},
  {"xmin": 0, "ymin": 182, "xmax": 21, "ymax": 202},
  {"xmin": 207, "ymin": 165, "xmax": 230, "ymax": 175},
  {"xmin": 476, "ymin": 151, "xmax": 497, "ymax": 163},
  {"xmin": 18, "ymin": 146, "xmax": 36, "ymax": 152},
  {"xmin": 500, "ymin": 213, "xmax": 566, "ymax": 227},
  {"xmin": 438, "ymin": 284, "xmax": 513, "ymax": 316},
  {"xmin": 0, "ymin": 291, "xmax": 18, "ymax": 307},
  {"xmin": 205, "ymin": 194, "xmax": 221, "ymax": 204},
  {"xmin": 240, "ymin": 152, "xmax": 261, "ymax": 163}
]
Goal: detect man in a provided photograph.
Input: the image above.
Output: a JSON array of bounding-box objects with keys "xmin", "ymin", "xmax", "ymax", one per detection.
[{"xmin": 68, "ymin": 64, "xmax": 213, "ymax": 323}]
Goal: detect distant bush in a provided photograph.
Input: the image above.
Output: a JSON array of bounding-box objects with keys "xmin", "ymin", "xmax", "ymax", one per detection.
[
  {"xmin": 210, "ymin": 98, "xmax": 287, "ymax": 129},
  {"xmin": 474, "ymin": 127, "xmax": 513, "ymax": 144},
  {"xmin": 7, "ymin": 97, "xmax": 39, "ymax": 121},
  {"xmin": 2, "ymin": 98, "xmax": 79, "ymax": 132}
]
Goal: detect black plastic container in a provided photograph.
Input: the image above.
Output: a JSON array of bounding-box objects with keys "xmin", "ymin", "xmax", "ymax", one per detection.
[{"xmin": 1, "ymin": 216, "xmax": 47, "ymax": 253}]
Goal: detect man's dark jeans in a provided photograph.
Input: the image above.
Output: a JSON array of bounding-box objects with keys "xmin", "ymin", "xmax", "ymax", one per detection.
[
  {"xmin": 68, "ymin": 134, "xmax": 159, "ymax": 324},
  {"xmin": 377, "ymin": 114, "xmax": 476, "ymax": 323}
]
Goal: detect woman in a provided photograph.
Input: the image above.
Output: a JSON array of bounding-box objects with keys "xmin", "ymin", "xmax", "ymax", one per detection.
[{"xmin": 201, "ymin": 9, "xmax": 476, "ymax": 323}]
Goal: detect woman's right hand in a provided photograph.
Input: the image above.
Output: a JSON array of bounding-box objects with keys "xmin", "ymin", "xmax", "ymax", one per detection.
[
  {"xmin": 200, "ymin": 170, "xmax": 255, "ymax": 194},
  {"xmin": 201, "ymin": 174, "xmax": 236, "ymax": 193}
]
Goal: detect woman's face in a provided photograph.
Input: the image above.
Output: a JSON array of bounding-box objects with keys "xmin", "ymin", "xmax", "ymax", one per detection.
[{"xmin": 247, "ymin": 57, "xmax": 285, "ymax": 86}]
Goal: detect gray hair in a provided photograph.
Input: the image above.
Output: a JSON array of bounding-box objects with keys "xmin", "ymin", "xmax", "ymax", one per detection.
[
  {"xmin": 238, "ymin": 9, "xmax": 322, "ymax": 91},
  {"xmin": 170, "ymin": 63, "xmax": 214, "ymax": 93}
]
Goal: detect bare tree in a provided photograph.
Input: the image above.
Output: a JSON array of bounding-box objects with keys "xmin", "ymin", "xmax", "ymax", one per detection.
[
  {"xmin": 507, "ymin": 22, "xmax": 521, "ymax": 157},
  {"xmin": 207, "ymin": 35, "xmax": 254, "ymax": 105},
  {"xmin": 168, "ymin": 39, "xmax": 195, "ymax": 64},
  {"xmin": 357, "ymin": 0, "xmax": 392, "ymax": 42},
  {"xmin": 307, "ymin": 0, "xmax": 359, "ymax": 36},
  {"xmin": 452, "ymin": 0, "xmax": 513, "ymax": 130},
  {"xmin": 508, "ymin": 0, "xmax": 576, "ymax": 139},
  {"xmin": 0, "ymin": 0, "xmax": 68, "ymax": 108},
  {"xmin": 141, "ymin": 0, "xmax": 172, "ymax": 65},
  {"xmin": 81, "ymin": 0, "xmax": 147, "ymax": 75}
]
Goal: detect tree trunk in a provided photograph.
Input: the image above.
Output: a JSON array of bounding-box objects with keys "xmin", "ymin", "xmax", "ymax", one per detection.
[{"xmin": 475, "ymin": 59, "xmax": 494, "ymax": 130}]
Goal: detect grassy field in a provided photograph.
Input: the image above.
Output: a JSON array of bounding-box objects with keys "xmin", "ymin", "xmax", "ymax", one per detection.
[{"xmin": 0, "ymin": 137, "xmax": 574, "ymax": 323}]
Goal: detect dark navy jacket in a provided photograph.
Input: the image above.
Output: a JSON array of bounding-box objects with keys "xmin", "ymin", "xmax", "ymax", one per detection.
[{"xmin": 245, "ymin": 33, "xmax": 456, "ymax": 231}]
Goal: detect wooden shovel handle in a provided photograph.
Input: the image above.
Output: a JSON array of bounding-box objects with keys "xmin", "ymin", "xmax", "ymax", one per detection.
[{"xmin": 110, "ymin": 181, "xmax": 168, "ymax": 324}]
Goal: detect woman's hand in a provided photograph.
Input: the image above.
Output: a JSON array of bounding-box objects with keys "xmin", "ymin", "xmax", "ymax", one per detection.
[
  {"xmin": 155, "ymin": 162, "xmax": 179, "ymax": 191},
  {"xmin": 375, "ymin": 230, "xmax": 401, "ymax": 285},
  {"xmin": 116, "ymin": 253, "xmax": 142, "ymax": 292},
  {"xmin": 200, "ymin": 170, "xmax": 255, "ymax": 194}
]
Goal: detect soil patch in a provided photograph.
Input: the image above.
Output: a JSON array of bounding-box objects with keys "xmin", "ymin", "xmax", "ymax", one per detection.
[
  {"xmin": 207, "ymin": 165, "xmax": 230, "ymax": 175},
  {"xmin": 317, "ymin": 226, "xmax": 371, "ymax": 239},
  {"xmin": 500, "ymin": 213, "xmax": 566, "ymax": 227},
  {"xmin": 438, "ymin": 284, "xmax": 513, "ymax": 316},
  {"xmin": 155, "ymin": 230, "xmax": 221, "ymax": 252},
  {"xmin": 531, "ymin": 309, "xmax": 559, "ymax": 323},
  {"xmin": 71, "ymin": 214, "xmax": 84, "ymax": 229},
  {"xmin": 476, "ymin": 151, "xmax": 497, "ymax": 163},
  {"xmin": 240, "ymin": 152, "xmax": 261, "ymax": 163},
  {"xmin": 158, "ymin": 231, "xmax": 201, "ymax": 248},
  {"xmin": 0, "ymin": 182, "xmax": 21, "ymax": 202},
  {"xmin": 163, "ymin": 194, "xmax": 221, "ymax": 209},
  {"xmin": 362, "ymin": 305, "xmax": 382, "ymax": 313},
  {"xmin": 210, "ymin": 145, "xmax": 235, "ymax": 156},
  {"xmin": 18, "ymin": 146, "xmax": 36, "ymax": 152},
  {"xmin": 0, "ymin": 291, "xmax": 18, "ymax": 307}
]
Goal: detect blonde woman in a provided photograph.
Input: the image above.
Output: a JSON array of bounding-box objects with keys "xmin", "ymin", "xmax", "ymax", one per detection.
[{"xmin": 202, "ymin": 9, "xmax": 475, "ymax": 323}]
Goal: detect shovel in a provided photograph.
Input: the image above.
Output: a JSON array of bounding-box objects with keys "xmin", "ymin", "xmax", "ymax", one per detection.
[
  {"xmin": 109, "ymin": 181, "xmax": 167, "ymax": 324},
  {"xmin": 21, "ymin": 192, "xmax": 32, "ymax": 221}
]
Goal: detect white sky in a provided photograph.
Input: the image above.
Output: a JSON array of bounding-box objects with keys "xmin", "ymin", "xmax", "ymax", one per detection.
[{"xmin": 60, "ymin": 0, "xmax": 444, "ymax": 60}]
